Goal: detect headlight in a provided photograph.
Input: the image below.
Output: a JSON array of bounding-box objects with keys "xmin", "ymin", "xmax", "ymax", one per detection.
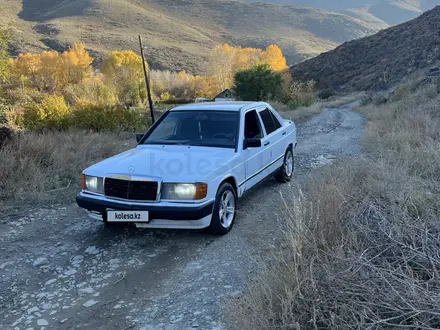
[
  {"xmin": 162, "ymin": 183, "xmax": 207, "ymax": 200},
  {"xmin": 81, "ymin": 175, "xmax": 104, "ymax": 194}
]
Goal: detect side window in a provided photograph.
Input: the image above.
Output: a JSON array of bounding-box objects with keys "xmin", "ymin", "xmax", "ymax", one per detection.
[
  {"xmin": 259, "ymin": 109, "xmax": 277, "ymax": 135},
  {"xmin": 269, "ymin": 110, "xmax": 282, "ymax": 130},
  {"xmin": 244, "ymin": 110, "xmax": 263, "ymax": 139}
]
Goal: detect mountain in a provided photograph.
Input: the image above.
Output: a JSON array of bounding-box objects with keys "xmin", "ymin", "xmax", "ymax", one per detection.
[
  {"xmin": 0, "ymin": 0, "xmax": 379, "ymax": 73},
  {"xmin": 245, "ymin": 0, "xmax": 440, "ymax": 26},
  {"xmin": 291, "ymin": 6, "xmax": 440, "ymax": 91}
]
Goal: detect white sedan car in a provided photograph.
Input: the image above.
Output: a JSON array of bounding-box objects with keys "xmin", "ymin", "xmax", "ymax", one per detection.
[{"xmin": 76, "ymin": 102, "xmax": 297, "ymax": 234}]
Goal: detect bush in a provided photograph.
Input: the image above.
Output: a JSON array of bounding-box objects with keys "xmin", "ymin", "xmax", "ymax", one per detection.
[
  {"xmin": 70, "ymin": 103, "xmax": 146, "ymax": 133},
  {"xmin": 318, "ymin": 88, "xmax": 335, "ymax": 100},
  {"xmin": 23, "ymin": 95, "xmax": 69, "ymax": 130},
  {"xmin": 5, "ymin": 107, "xmax": 25, "ymax": 129},
  {"xmin": 0, "ymin": 126, "xmax": 13, "ymax": 148},
  {"xmin": 4, "ymin": 88, "xmax": 46, "ymax": 106},
  {"xmin": 64, "ymin": 79, "xmax": 117, "ymax": 107},
  {"xmin": 234, "ymin": 64, "xmax": 283, "ymax": 101},
  {"xmin": 159, "ymin": 98, "xmax": 192, "ymax": 105},
  {"xmin": 288, "ymin": 80, "xmax": 317, "ymax": 108}
]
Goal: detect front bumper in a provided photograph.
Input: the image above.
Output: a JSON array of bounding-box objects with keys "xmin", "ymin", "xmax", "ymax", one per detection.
[{"xmin": 76, "ymin": 192, "xmax": 214, "ymax": 227}]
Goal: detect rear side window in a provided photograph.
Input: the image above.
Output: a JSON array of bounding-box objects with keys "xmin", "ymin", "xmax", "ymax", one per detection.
[
  {"xmin": 270, "ymin": 111, "xmax": 282, "ymax": 130},
  {"xmin": 259, "ymin": 109, "xmax": 280, "ymax": 135}
]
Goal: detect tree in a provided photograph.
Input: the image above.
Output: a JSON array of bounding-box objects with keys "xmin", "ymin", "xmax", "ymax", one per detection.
[
  {"xmin": 57, "ymin": 43, "xmax": 93, "ymax": 86},
  {"xmin": 263, "ymin": 45, "xmax": 288, "ymax": 72},
  {"xmin": 102, "ymin": 51, "xmax": 145, "ymax": 106},
  {"xmin": 13, "ymin": 53, "xmax": 43, "ymax": 90},
  {"xmin": 0, "ymin": 28, "xmax": 10, "ymax": 83},
  {"xmin": 207, "ymin": 44, "xmax": 288, "ymax": 96},
  {"xmin": 11, "ymin": 44, "xmax": 93, "ymax": 93},
  {"xmin": 234, "ymin": 64, "xmax": 283, "ymax": 101},
  {"xmin": 208, "ymin": 44, "xmax": 237, "ymax": 92}
]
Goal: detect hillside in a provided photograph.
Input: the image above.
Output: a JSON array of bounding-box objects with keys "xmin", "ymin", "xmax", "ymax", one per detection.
[
  {"xmin": 245, "ymin": 0, "xmax": 440, "ymax": 26},
  {"xmin": 0, "ymin": 0, "xmax": 379, "ymax": 73},
  {"xmin": 291, "ymin": 5, "xmax": 440, "ymax": 91}
]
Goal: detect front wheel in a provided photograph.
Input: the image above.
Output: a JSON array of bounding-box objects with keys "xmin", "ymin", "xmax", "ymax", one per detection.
[
  {"xmin": 208, "ymin": 182, "xmax": 237, "ymax": 235},
  {"xmin": 275, "ymin": 148, "xmax": 294, "ymax": 183}
]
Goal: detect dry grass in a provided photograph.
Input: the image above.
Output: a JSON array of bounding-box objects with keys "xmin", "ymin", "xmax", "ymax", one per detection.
[
  {"xmin": 0, "ymin": 130, "xmax": 134, "ymax": 212},
  {"xmin": 231, "ymin": 84, "xmax": 440, "ymax": 329}
]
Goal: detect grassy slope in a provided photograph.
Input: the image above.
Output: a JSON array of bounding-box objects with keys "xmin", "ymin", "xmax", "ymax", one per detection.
[
  {"xmin": 1, "ymin": 0, "xmax": 378, "ymax": 73},
  {"xmin": 292, "ymin": 5, "xmax": 440, "ymax": 91}
]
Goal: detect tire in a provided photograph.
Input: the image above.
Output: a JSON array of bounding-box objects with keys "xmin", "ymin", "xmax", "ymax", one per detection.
[
  {"xmin": 275, "ymin": 147, "xmax": 294, "ymax": 183},
  {"xmin": 208, "ymin": 182, "xmax": 237, "ymax": 235}
]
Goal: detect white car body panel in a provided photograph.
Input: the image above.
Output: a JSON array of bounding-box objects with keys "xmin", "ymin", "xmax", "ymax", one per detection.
[{"xmin": 77, "ymin": 102, "xmax": 297, "ymax": 229}]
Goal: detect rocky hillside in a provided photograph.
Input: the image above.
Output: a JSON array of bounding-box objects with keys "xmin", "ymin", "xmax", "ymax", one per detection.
[
  {"xmin": 0, "ymin": 0, "xmax": 378, "ymax": 73},
  {"xmin": 246, "ymin": 0, "xmax": 440, "ymax": 26},
  {"xmin": 291, "ymin": 5, "xmax": 440, "ymax": 91}
]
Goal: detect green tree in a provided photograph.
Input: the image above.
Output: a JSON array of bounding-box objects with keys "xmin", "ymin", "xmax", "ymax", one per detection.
[
  {"xmin": 0, "ymin": 28, "xmax": 10, "ymax": 83},
  {"xmin": 234, "ymin": 64, "xmax": 282, "ymax": 101}
]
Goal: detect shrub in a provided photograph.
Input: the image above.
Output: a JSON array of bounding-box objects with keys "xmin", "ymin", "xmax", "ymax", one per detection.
[
  {"xmin": 0, "ymin": 126, "xmax": 13, "ymax": 148},
  {"xmin": 64, "ymin": 78, "xmax": 117, "ymax": 107},
  {"xmin": 5, "ymin": 107, "xmax": 25, "ymax": 129},
  {"xmin": 4, "ymin": 88, "xmax": 46, "ymax": 106},
  {"xmin": 23, "ymin": 95, "xmax": 69, "ymax": 130},
  {"xmin": 288, "ymin": 80, "xmax": 317, "ymax": 108},
  {"xmin": 159, "ymin": 98, "xmax": 192, "ymax": 105},
  {"xmin": 318, "ymin": 88, "xmax": 335, "ymax": 100},
  {"xmin": 234, "ymin": 64, "xmax": 283, "ymax": 101},
  {"xmin": 70, "ymin": 103, "xmax": 146, "ymax": 133}
]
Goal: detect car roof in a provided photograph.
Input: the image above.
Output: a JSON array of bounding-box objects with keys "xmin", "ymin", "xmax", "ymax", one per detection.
[{"xmin": 171, "ymin": 101, "xmax": 268, "ymax": 112}]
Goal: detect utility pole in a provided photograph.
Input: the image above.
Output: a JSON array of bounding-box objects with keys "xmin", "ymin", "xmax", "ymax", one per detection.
[{"xmin": 138, "ymin": 35, "xmax": 155, "ymax": 124}]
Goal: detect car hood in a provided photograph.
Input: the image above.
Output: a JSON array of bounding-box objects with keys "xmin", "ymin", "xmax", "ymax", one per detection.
[{"xmin": 84, "ymin": 145, "xmax": 237, "ymax": 182}]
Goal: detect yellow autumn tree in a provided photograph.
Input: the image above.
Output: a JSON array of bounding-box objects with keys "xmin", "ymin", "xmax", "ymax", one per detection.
[
  {"xmin": 207, "ymin": 44, "xmax": 288, "ymax": 95},
  {"xmin": 11, "ymin": 43, "xmax": 93, "ymax": 93},
  {"xmin": 56, "ymin": 43, "xmax": 93, "ymax": 87},
  {"xmin": 233, "ymin": 47, "xmax": 263, "ymax": 72},
  {"xmin": 13, "ymin": 53, "xmax": 42, "ymax": 90},
  {"xmin": 102, "ymin": 50, "xmax": 146, "ymax": 106},
  {"xmin": 263, "ymin": 45, "xmax": 288, "ymax": 72},
  {"xmin": 208, "ymin": 44, "xmax": 237, "ymax": 92}
]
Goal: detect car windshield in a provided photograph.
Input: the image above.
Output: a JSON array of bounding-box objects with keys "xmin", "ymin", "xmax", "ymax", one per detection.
[{"xmin": 143, "ymin": 110, "xmax": 239, "ymax": 148}]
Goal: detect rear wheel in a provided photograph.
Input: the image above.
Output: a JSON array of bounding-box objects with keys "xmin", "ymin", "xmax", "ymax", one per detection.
[
  {"xmin": 208, "ymin": 182, "xmax": 237, "ymax": 235},
  {"xmin": 275, "ymin": 148, "xmax": 294, "ymax": 183}
]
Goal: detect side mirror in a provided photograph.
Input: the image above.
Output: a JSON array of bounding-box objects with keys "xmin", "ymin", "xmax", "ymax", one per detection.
[
  {"xmin": 135, "ymin": 133, "xmax": 144, "ymax": 143},
  {"xmin": 243, "ymin": 138, "xmax": 262, "ymax": 150}
]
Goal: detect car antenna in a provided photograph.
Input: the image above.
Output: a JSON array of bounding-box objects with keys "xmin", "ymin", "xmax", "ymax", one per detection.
[{"xmin": 139, "ymin": 35, "xmax": 155, "ymax": 124}]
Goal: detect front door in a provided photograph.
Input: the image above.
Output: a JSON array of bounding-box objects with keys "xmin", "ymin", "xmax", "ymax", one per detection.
[{"xmin": 242, "ymin": 109, "xmax": 265, "ymax": 191}]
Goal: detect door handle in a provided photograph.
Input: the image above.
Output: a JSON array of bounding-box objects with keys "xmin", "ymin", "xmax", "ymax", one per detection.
[
  {"xmin": 264, "ymin": 141, "xmax": 270, "ymax": 146},
  {"xmin": 282, "ymin": 132, "xmax": 287, "ymax": 136}
]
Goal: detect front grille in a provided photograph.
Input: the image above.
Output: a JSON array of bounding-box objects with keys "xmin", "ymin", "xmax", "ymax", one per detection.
[
  {"xmin": 104, "ymin": 178, "xmax": 158, "ymax": 201},
  {"xmin": 128, "ymin": 181, "xmax": 158, "ymax": 201},
  {"xmin": 105, "ymin": 178, "xmax": 129, "ymax": 199}
]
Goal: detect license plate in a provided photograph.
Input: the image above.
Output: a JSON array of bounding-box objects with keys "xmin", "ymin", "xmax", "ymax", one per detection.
[{"xmin": 107, "ymin": 210, "xmax": 149, "ymax": 223}]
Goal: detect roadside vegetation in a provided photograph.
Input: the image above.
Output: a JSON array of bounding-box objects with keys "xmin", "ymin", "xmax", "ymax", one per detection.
[{"xmin": 230, "ymin": 79, "xmax": 440, "ymax": 328}]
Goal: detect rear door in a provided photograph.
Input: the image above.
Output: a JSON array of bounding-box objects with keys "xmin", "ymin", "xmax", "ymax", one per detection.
[
  {"xmin": 241, "ymin": 109, "xmax": 266, "ymax": 191},
  {"xmin": 258, "ymin": 107, "xmax": 286, "ymax": 176}
]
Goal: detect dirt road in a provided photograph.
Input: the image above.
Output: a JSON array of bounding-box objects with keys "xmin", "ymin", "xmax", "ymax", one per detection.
[{"xmin": 0, "ymin": 103, "xmax": 364, "ymax": 330}]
